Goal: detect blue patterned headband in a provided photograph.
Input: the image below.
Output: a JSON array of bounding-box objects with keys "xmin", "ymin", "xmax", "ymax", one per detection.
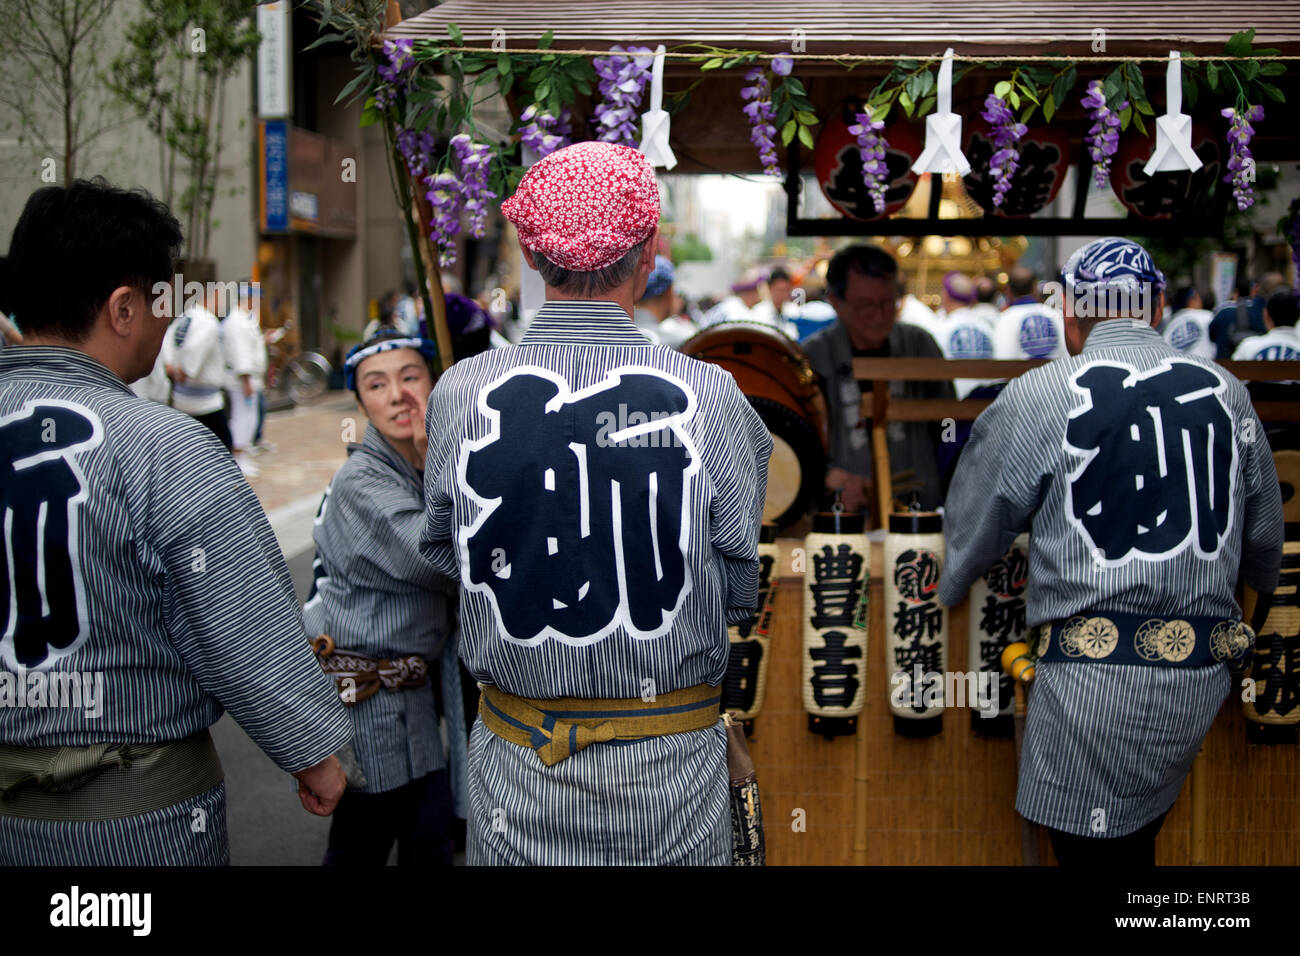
[
  {"xmin": 344, "ymin": 335, "xmax": 439, "ymax": 390},
  {"xmin": 1060, "ymin": 237, "xmax": 1167, "ymax": 299},
  {"xmin": 640, "ymin": 255, "xmax": 675, "ymax": 301}
]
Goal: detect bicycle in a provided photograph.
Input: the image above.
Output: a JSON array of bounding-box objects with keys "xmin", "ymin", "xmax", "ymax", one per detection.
[{"xmin": 266, "ymin": 325, "xmax": 333, "ymax": 405}]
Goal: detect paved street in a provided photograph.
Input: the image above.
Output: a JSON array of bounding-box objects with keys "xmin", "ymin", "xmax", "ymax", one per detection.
[{"xmin": 211, "ymin": 390, "xmax": 395, "ymax": 865}]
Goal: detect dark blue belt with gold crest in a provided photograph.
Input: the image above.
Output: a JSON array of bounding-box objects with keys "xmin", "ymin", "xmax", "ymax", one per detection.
[{"xmin": 1037, "ymin": 612, "xmax": 1254, "ymax": 667}]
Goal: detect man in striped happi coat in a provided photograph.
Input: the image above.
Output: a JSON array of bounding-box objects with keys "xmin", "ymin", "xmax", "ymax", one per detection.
[
  {"xmin": 419, "ymin": 142, "xmax": 772, "ymax": 865},
  {"xmin": 0, "ymin": 179, "xmax": 350, "ymax": 865},
  {"xmin": 940, "ymin": 238, "xmax": 1283, "ymax": 865}
]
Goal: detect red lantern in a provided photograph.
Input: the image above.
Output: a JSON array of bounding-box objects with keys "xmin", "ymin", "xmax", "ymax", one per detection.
[
  {"xmin": 961, "ymin": 120, "xmax": 1071, "ymax": 217},
  {"xmin": 813, "ymin": 110, "xmax": 923, "ymax": 221},
  {"xmin": 1111, "ymin": 121, "xmax": 1222, "ymax": 219}
]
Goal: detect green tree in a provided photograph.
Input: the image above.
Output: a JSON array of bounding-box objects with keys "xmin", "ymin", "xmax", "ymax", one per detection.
[
  {"xmin": 0, "ymin": 0, "xmax": 122, "ymax": 181},
  {"xmin": 672, "ymin": 233, "xmax": 714, "ymax": 262},
  {"xmin": 107, "ymin": 0, "xmax": 260, "ymax": 259}
]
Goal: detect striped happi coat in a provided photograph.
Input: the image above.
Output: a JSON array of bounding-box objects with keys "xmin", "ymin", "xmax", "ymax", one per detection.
[
  {"xmin": 940, "ymin": 321, "xmax": 1283, "ymax": 837},
  {"xmin": 304, "ymin": 423, "xmax": 467, "ymax": 809},
  {"xmin": 0, "ymin": 346, "xmax": 350, "ymax": 864},
  {"xmin": 420, "ymin": 300, "xmax": 772, "ymax": 864}
]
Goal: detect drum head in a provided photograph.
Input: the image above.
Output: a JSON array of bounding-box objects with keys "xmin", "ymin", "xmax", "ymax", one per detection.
[{"xmin": 749, "ymin": 396, "xmax": 826, "ymax": 530}]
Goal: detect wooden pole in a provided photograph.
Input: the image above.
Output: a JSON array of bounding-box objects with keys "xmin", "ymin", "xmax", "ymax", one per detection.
[{"xmin": 870, "ymin": 384, "xmax": 893, "ymax": 524}]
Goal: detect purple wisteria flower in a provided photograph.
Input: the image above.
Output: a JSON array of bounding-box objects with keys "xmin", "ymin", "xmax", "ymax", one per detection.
[
  {"xmin": 847, "ymin": 108, "xmax": 888, "ymax": 214},
  {"xmin": 771, "ymin": 55, "xmax": 793, "ymax": 77},
  {"xmin": 396, "ymin": 128, "xmax": 435, "ymax": 178},
  {"xmin": 451, "ymin": 133, "xmax": 497, "ymax": 238},
  {"xmin": 517, "ymin": 104, "xmax": 572, "ymax": 158},
  {"xmin": 1081, "ymin": 80, "xmax": 1125, "ymax": 189},
  {"xmin": 1222, "ymin": 104, "xmax": 1265, "ymax": 211},
  {"xmin": 592, "ymin": 45, "xmax": 654, "ymax": 147},
  {"xmin": 980, "ymin": 94, "xmax": 1028, "ymax": 209},
  {"xmin": 741, "ymin": 66, "xmax": 780, "ymax": 177},
  {"xmin": 424, "ymin": 171, "xmax": 464, "ymax": 269},
  {"xmin": 375, "ymin": 39, "xmax": 416, "ymax": 111}
]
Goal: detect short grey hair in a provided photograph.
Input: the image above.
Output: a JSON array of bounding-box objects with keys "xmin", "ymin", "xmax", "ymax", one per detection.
[{"xmin": 530, "ymin": 237, "xmax": 651, "ymax": 297}]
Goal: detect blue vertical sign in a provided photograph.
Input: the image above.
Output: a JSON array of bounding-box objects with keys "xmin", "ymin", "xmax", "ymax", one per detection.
[{"xmin": 264, "ymin": 120, "xmax": 288, "ymax": 232}]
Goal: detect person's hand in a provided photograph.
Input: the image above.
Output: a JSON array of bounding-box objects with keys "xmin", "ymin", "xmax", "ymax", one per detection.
[
  {"xmin": 165, "ymin": 364, "xmax": 186, "ymax": 384},
  {"xmin": 825, "ymin": 467, "xmax": 870, "ymax": 514},
  {"xmin": 0, "ymin": 314, "xmax": 22, "ymax": 345},
  {"xmin": 292, "ymin": 755, "xmax": 346, "ymax": 816},
  {"xmin": 401, "ymin": 385, "xmax": 430, "ymax": 465},
  {"xmin": 241, "ymin": 375, "xmax": 254, "ymax": 398}
]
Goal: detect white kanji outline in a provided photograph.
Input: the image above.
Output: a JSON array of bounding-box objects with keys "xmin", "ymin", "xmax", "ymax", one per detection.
[
  {"xmin": 1063, "ymin": 357, "xmax": 1238, "ymax": 567},
  {"xmin": 0, "ymin": 399, "xmax": 104, "ymax": 672},
  {"xmin": 456, "ymin": 364, "xmax": 700, "ymax": 645}
]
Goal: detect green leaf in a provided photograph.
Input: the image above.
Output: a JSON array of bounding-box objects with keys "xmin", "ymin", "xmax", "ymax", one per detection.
[
  {"xmin": 538, "ymin": 29, "xmax": 554, "ymax": 49},
  {"xmin": 447, "ymin": 23, "xmax": 464, "ymax": 45},
  {"xmin": 795, "ymin": 110, "xmax": 818, "ymax": 124},
  {"xmin": 916, "ymin": 94, "xmax": 935, "ymax": 117},
  {"xmin": 1225, "ymin": 28, "xmax": 1255, "ymax": 58},
  {"xmin": 994, "ymin": 80, "xmax": 1011, "ymax": 99},
  {"xmin": 1135, "ymin": 98, "xmax": 1154, "ymax": 116},
  {"xmin": 497, "ymin": 53, "xmax": 511, "ymax": 76},
  {"xmin": 1019, "ymin": 101, "xmax": 1035, "ymax": 123},
  {"xmin": 498, "ymin": 72, "xmax": 511, "ymax": 97},
  {"xmin": 1008, "ymin": 88, "xmax": 1020, "ymax": 109},
  {"xmin": 785, "ymin": 76, "xmax": 806, "ymax": 96},
  {"xmin": 1017, "ymin": 83, "xmax": 1039, "ymax": 105},
  {"xmin": 905, "ymin": 73, "xmax": 925, "ymax": 103},
  {"xmin": 1103, "ymin": 67, "xmax": 1123, "ymax": 102},
  {"xmin": 798, "ymin": 124, "xmax": 815, "ymax": 149},
  {"xmin": 1243, "ymin": 60, "xmax": 1261, "ymax": 81},
  {"xmin": 1206, "ymin": 60, "xmax": 1219, "ymax": 90},
  {"xmin": 1258, "ymin": 80, "xmax": 1285, "ymax": 103},
  {"xmin": 1132, "ymin": 110, "xmax": 1146, "ymax": 135},
  {"xmin": 917, "ymin": 70, "xmax": 935, "ymax": 98},
  {"xmin": 360, "ymin": 98, "xmax": 379, "ymax": 128},
  {"xmin": 1043, "ymin": 91, "xmax": 1056, "ymax": 122},
  {"xmin": 535, "ymin": 80, "xmax": 550, "ymax": 101},
  {"xmin": 1119, "ymin": 105, "xmax": 1132, "ymax": 130},
  {"xmin": 1260, "ymin": 61, "xmax": 1286, "ymax": 76},
  {"xmin": 899, "ymin": 87, "xmax": 914, "ymax": 116},
  {"xmin": 781, "ymin": 119, "xmax": 797, "ymax": 145},
  {"xmin": 776, "ymin": 99, "xmax": 792, "ymax": 127},
  {"xmin": 333, "ymin": 71, "xmax": 369, "ymax": 106},
  {"xmin": 1182, "ymin": 77, "xmax": 1199, "ymax": 109},
  {"xmin": 701, "ymin": 57, "xmax": 724, "ymax": 70},
  {"xmin": 303, "ymin": 31, "xmax": 343, "ymax": 51}
]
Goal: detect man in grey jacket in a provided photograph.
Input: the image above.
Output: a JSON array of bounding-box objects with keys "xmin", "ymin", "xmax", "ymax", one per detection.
[{"xmin": 802, "ymin": 244, "xmax": 954, "ymax": 515}]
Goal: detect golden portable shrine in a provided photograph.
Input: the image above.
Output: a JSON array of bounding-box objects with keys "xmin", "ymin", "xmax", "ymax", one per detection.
[{"xmin": 360, "ymin": 0, "xmax": 1300, "ymax": 866}]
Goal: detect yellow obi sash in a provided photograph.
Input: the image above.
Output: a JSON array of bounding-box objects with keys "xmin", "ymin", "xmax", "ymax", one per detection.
[{"xmin": 479, "ymin": 683, "xmax": 721, "ymax": 766}]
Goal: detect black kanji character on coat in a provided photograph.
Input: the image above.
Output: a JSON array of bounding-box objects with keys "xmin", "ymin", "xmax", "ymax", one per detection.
[
  {"xmin": 0, "ymin": 403, "xmax": 101, "ymax": 669},
  {"xmin": 1066, "ymin": 361, "xmax": 1234, "ymax": 562},
  {"xmin": 461, "ymin": 369, "xmax": 696, "ymax": 642}
]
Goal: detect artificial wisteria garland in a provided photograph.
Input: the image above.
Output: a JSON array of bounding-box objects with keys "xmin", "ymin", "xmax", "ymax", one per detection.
[
  {"xmin": 1081, "ymin": 80, "xmax": 1125, "ymax": 188},
  {"xmin": 740, "ymin": 65, "xmax": 781, "ymax": 177},
  {"xmin": 846, "ymin": 108, "xmax": 888, "ymax": 214},
  {"xmin": 592, "ymin": 45, "xmax": 654, "ymax": 147},
  {"xmin": 376, "ymin": 38, "xmax": 415, "ymax": 110},
  {"xmin": 980, "ymin": 94, "xmax": 1028, "ymax": 208},
  {"xmin": 451, "ymin": 132, "xmax": 496, "ymax": 239},
  {"xmin": 1223, "ymin": 104, "xmax": 1265, "ymax": 211},
  {"xmin": 517, "ymin": 104, "xmax": 573, "ymax": 159}
]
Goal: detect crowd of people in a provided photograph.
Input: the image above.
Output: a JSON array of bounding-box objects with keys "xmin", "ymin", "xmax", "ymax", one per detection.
[
  {"xmin": 128, "ymin": 284, "xmax": 273, "ymax": 478},
  {"xmin": 0, "ymin": 154, "xmax": 1290, "ymax": 870}
]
